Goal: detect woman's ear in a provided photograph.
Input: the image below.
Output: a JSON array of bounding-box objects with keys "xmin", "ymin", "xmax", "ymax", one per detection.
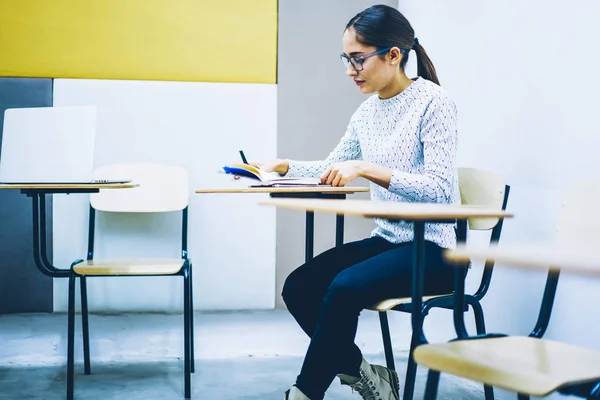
[{"xmin": 389, "ymin": 47, "xmax": 402, "ymax": 65}]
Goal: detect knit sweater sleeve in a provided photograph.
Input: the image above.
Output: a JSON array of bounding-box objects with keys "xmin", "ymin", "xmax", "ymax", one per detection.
[
  {"xmin": 286, "ymin": 123, "xmax": 362, "ymax": 178},
  {"xmin": 388, "ymin": 93, "xmax": 458, "ymax": 203}
]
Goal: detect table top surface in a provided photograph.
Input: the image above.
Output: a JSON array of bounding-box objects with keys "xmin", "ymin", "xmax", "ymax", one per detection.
[
  {"xmin": 259, "ymin": 198, "xmax": 514, "ymax": 220},
  {"xmin": 195, "ymin": 186, "xmax": 369, "ymax": 194},
  {"xmin": 0, "ymin": 183, "xmax": 139, "ymax": 190},
  {"xmin": 446, "ymin": 244, "xmax": 600, "ymax": 275}
]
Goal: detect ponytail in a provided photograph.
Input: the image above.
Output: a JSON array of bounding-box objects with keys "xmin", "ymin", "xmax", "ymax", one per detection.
[{"xmin": 412, "ymin": 39, "xmax": 440, "ymax": 85}]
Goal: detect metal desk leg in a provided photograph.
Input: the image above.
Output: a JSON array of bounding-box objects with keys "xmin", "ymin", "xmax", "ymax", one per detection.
[
  {"xmin": 403, "ymin": 221, "xmax": 427, "ymax": 400},
  {"xmin": 305, "ymin": 211, "xmax": 314, "ymax": 263},
  {"xmin": 39, "ymin": 193, "xmax": 55, "ymax": 270},
  {"xmin": 335, "ymin": 214, "xmax": 344, "ymax": 247},
  {"xmin": 453, "ymin": 219, "xmax": 469, "ymax": 339},
  {"xmin": 30, "ymin": 192, "xmax": 68, "ymax": 278}
]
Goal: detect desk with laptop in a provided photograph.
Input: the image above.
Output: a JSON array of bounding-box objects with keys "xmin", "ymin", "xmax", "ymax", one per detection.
[{"xmin": 0, "ymin": 106, "xmax": 136, "ymax": 278}]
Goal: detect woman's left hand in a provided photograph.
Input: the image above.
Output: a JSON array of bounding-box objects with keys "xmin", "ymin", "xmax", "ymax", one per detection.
[{"xmin": 320, "ymin": 161, "xmax": 365, "ymax": 186}]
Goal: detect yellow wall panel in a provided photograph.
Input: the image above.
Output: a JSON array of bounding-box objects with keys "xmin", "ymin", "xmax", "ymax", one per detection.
[{"xmin": 0, "ymin": 0, "xmax": 277, "ymax": 83}]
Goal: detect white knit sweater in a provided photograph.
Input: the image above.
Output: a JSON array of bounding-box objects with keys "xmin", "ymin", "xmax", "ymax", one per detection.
[{"xmin": 287, "ymin": 77, "xmax": 460, "ymax": 249}]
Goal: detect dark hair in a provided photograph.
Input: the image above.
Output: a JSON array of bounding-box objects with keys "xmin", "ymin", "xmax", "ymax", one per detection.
[{"xmin": 346, "ymin": 4, "xmax": 440, "ymax": 85}]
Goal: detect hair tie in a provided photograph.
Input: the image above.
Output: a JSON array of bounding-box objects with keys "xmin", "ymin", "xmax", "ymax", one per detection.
[{"xmin": 412, "ymin": 37, "xmax": 420, "ymax": 50}]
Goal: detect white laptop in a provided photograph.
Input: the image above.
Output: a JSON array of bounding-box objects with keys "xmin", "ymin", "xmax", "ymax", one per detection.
[{"xmin": 0, "ymin": 106, "xmax": 130, "ymax": 185}]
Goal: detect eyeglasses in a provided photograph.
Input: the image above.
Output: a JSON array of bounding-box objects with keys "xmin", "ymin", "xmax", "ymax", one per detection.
[{"xmin": 340, "ymin": 47, "xmax": 405, "ymax": 71}]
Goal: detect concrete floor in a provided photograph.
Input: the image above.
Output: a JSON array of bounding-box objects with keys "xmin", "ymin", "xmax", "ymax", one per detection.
[{"xmin": 0, "ymin": 310, "xmax": 483, "ymax": 399}]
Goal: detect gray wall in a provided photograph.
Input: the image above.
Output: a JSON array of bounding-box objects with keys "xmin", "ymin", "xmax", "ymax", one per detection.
[
  {"xmin": 276, "ymin": 0, "xmax": 397, "ymax": 308},
  {"xmin": 0, "ymin": 78, "xmax": 54, "ymax": 313}
]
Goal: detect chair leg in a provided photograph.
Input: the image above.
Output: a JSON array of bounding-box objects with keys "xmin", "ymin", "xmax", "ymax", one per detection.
[
  {"xmin": 517, "ymin": 395, "xmax": 530, "ymax": 400},
  {"xmin": 483, "ymin": 383, "xmax": 495, "ymax": 400},
  {"xmin": 67, "ymin": 273, "xmax": 76, "ymax": 400},
  {"xmin": 469, "ymin": 298, "xmax": 487, "ymax": 335},
  {"xmin": 378, "ymin": 311, "xmax": 396, "ymax": 371},
  {"xmin": 469, "ymin": 299, "xmax": 494, "ymax": 400},
  {"xmin": 402, "ymin": 336, "xmax": 419, "ymax": 400},
  {"xmin": 80, "ymin": 276, "xmax": 91, "ymax": 375},
  {"xmin": 189, "ymin": 264, "xmax": 195, "ymax": 374},
  {"xmin": 423, "ymin": 370, "xmax": 441, "ymax": 400},
  {"xmin": 183, "ymin": 269, "xmax": 191, "ymax": 398}
]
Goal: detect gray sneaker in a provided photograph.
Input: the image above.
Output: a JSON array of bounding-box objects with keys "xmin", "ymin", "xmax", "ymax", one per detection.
[
  {"xmin": 339, "ymin": 358, "xmax": 399, "ymax": 400},
  {"xmin": 284, "ymin": 386, "xmax": 311, "ymax": 400}
]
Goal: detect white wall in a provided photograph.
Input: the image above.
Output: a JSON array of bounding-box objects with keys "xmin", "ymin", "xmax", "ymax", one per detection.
[
  {"xmin": 53, "ymin": 79, "xmax": 277, "ymax": 312},
  {"xmin": 399, "ymin": 0, "xmax": 600, "ymax": 398}
]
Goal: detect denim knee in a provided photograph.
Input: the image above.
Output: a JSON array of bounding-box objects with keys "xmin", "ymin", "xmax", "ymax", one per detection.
[
  {"xmin": 322, "ymin": 274, "xmax": 361, "ymax": 311},
  {"xmin": 281, "ymin": 270, "xmax": 303, "ymax": 309}
]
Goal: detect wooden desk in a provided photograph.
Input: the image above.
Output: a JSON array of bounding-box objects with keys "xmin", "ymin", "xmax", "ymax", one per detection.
[
  {"xmin": 260, "ymin": 197, "xmax": 512, "ymax": 397},
  {"xmin": 195, "ymin": 186, "xmax": 369, "ymax": 262},
  {"xmin": 0, "ymin": 183, "xmax": 138, "ymax": 278},
  {"xmin": 259, "ymin": 198, "xmax": 507, "ymax": 220},
  {"xmin": 446, "ymin": 244, "xmax": 600, "ymax": 276},
  {"xmin": 195, "ymin": 186, "xmax": 366, "ymax": 195}
]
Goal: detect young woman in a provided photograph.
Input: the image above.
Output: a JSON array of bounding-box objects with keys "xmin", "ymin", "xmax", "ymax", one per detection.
[{"xmin": 254, "ymin": 5, "xmax": 460, "ymax": 400}]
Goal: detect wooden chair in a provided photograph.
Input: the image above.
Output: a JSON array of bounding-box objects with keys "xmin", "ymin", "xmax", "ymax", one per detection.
[
  {"xmin": 66, "ymin": 163, "xmax": 194, "ymax": 400},
  {"xmin": 368, "ymin": 168, "xmax": 510, "ymax": 400},
  {"xmin": 415, "ymin": 178, "xmax": 600, "ymax": 400}
]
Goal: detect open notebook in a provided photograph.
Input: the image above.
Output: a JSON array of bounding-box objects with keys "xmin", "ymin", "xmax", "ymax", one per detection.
[{"xmin": 222, "ymin": 163, "xmax": 325, "ymax": 186}]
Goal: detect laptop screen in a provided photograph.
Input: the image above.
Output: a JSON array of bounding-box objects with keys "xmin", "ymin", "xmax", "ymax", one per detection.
[{"xmin": 0, "ymin": 106, "xmax": 98, "ymax": 184}]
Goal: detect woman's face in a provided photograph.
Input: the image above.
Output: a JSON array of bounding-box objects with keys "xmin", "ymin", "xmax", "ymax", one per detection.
[{"xmin": 341, "ymin": 27, "xmax": 401, "ymax": 95}]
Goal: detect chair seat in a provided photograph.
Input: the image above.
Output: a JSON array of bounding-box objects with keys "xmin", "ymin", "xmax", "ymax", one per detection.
[
  {"xmin": 414, "ymin": 336, "xmax": 600, "ymax": 397},
  {"xmin": 73, "ymin": 258, "xmax": 185, "ymax": 276},
  {"xmin": 368, "ymin": 294, "xmax": 453, "ymax": 312}
]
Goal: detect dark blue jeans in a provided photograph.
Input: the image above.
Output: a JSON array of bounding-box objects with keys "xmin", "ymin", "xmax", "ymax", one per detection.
[{"xmin": 282, "ymin": 236, "xmax": 455, "ymax": 400}]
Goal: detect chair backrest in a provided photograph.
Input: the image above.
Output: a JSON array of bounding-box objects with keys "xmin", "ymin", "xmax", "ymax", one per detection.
[
  {"xmin": 458, "ymin": 167, "xmax": 510, "ymax": 300},
  {"xmin": 91, "ymin": 163, "xmax": 189, "ymax": 213},
  {"xmin": 458, "ymin": 167, "xmax": 508, "ymax": 230}
]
